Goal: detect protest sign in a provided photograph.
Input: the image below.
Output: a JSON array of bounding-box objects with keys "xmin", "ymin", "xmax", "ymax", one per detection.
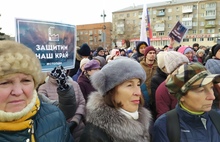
[
  {"xmin": 168, "ymin": 21, "xmax": 188, "ymax": 43},
  {"xmin": 15, "ymin": 18, "xmax": 76, "ymax": 72}
]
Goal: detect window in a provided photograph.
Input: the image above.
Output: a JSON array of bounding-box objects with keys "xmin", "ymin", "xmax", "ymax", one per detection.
[
  {"xmin": 133, "ymin": 12, "xmax": 137, "ymax": 17},
  {"xmin": 192, "ymin": 22, "xmax": 197, "ymax": 26},
  {"xmin": 200, "ymin": 38, "xmax": 204, "ymax": 41},
  {"xmin": 168, "ymin": 16, "xmax": 172, "ymax": 20},
  {"xmin": 127, "ymin": 13, "xmax": 130, "ymax": 17},
  {"xmin": 192, "ymin": 38, "xmax": 196, "ymax": 42},
  {"xmin": 153, "ymin": 10, "xmax": 156, "ymax": 15},
  {"xmin": 193, "ymin": 30, "xmax": 196, "ymax": 34},
  {"xmin": 176, "ymin": 7, "xmax": 179, "ymax": 11},
  {"xmin": 168, "ymin": 8, "xmax": 172, "ymax": 12},
  {"xmin": 201, "ymin": 4, "xmax": 205, "ymax": 9},
  {"xmin": 201, "ymin": 13, "xmax": 204, "ymax": 17},
  {"xmin": 206, "ymin": 10, "xmax": 216, "ymax": 16},
  {"xmin": 200, "ymin": 29, "xmax": 204, "ymax": 34},
  {"xmin": 183, "ymin": 38, "xmax": 189, "ymax": 42},
  {"xmin": 193, "ymin": 5, "xmax": 197, "ymax": 9},
  {"xmin": 159, "ymin": 32, "xmax": 164, "ymax": 36},
  {"xmin": 176, "ymin": 15, "xmax": 180, "ymax": 20},
  {"xmin": 207, "ymin": 20, "xmax": 215, "ymax": 25},
  {"xmin": 207, "ymin": 29, "xmax": 215, "ymax": 33},
  {"xmin": 206, "ymin": 3, "xmax": 216, "ymax": 9},
  {"xmin": 153, "ymin": 33, "xmax": 157, "ymax": 36},
  {"xmin": 168, "ymin": 24, "xmax": 172, "ymax": 28},
  {"xmin": 207, "ymin": 37, "xmax": 214, "ymax": 41},
  {"xmin": 200, "ymin": 22, "xmax": 204, "ymax": 26}
]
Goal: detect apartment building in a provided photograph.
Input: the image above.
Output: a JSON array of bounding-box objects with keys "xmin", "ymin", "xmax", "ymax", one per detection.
[
  {"xmin": 76, "ymin": 22, "xmax": 112, "ymax": 50},
  {"xmin": 112, "ymin": 0, "xmax": 220, "ymax": 49}
]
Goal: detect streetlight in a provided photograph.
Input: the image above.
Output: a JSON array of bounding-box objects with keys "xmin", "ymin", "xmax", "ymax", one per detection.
[{"xmin": 101, "ymin": 10, "xmax": 106, "ymax": 48}]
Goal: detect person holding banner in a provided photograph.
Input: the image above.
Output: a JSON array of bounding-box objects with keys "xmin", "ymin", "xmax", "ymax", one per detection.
[
  {"xmin": 0, "ymin": 40, "xmax": 73, "ymax": 142},
  {"xmin": 38, "ymin": 65, "xmax": 86, "ymax": 142}
]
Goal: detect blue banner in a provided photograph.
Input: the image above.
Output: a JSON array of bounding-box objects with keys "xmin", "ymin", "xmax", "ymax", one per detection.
[{"xmin": 15, "ymin": 18, "xmax": 76, "ymax": 72}]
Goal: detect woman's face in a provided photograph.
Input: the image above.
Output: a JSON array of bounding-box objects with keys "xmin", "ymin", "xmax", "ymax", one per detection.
[
  {"xmin": 139, "ymin": 44, "xmax": 147, "ymax": 54},
  {"xmin": 180, "ymin": 81, "xmax": 215, "ymax": 112},
  {"xmin": 184, "ymin": 51, "xmax": 193, "ymax": 61},
  {"xmin": 0, "ymin": 73, "xmax": 34, "ymax": 112},
  {"xmin": 114, "ymin": 78, "xmax": 141, "ymax": 112},
  {"xmin": 87, "ymin": 69, "xmax": 100, "ymax": 76}
]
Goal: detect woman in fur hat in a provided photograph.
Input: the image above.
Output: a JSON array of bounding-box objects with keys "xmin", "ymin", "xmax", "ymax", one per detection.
[
  {"xmin": 80, "ymin": 57, "xmax": 152, "ymax": 142},
  {"xmin": 0, "ymin": 41, "xmax": 73, "ymax": 142}
]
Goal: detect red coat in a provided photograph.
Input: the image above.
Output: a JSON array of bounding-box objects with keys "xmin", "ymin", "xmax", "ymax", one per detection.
[{"xmin": 155, "ymin": 81, "xmax": 177, "ymax": 119}]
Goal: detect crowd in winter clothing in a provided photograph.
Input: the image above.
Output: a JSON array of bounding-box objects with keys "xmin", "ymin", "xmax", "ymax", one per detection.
[{"xmin": 1, "ymin": 39, "xmax": 220, "ymax": 142}]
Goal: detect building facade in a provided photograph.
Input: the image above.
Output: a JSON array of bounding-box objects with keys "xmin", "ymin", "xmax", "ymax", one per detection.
[
  {"xmin": 76, "ymin": 22, "xmax": 112, "ymax": 50},
  {"xmin": 112, "ymin": 0, "xmax": 220, "ymax": 49}
]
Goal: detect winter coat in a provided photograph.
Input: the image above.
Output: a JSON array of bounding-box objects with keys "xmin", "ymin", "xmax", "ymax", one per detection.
[
  {"xmin": 140, "ymin": 60, "xmax": 158, "ymax": 96},
  {"xmin": 131, "ymin": 52, "xmax": 144, "ymax": 62},
  {"xmin": 77, "ymin": 73, "xmax": 96, "ymax": 102},
  {"xmin": 0, "ymin": 101, "xmax": 73, "ymax": 142},
  {"xmin": 153, "ymin": 104, "xmax": 220, "ymax": 142},
  {"xmin": 80, "ymin": 92, "xmax": 152, "ymax": 142},
  {"xmin": 38, "ymin": 77, "xmax": 86, "ymax": 142},
  {"xmin": 38, "ymin": 83, "xmax": 77, "ymax": 119},
  {"xmin": 155, "ymin": 81, "xmax": 177, "ymax": 118},
  {"xmin": 150, "ymin": 67, "xmax": 168, "ymax": 120},
  {"xmin": 72, "ymin": 69, "xmax": 82, "ymax": 82},
  {"xmin": 141, "ymin": 83, "xmax": 150, "ymax": 109}
]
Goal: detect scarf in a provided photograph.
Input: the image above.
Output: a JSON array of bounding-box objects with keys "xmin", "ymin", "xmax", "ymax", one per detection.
[
  {"xmin": 118, "ymin": 108, "xmax": 139, "ymax": 120},
  {"xmin": 0, "ymin": 91, "xmax": 40, "ymax": 142}
]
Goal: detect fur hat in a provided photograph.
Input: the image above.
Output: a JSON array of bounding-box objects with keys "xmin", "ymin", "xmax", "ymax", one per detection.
[
  {"xmin": 77, "ymin": 43, "xmax": 91, "ymax": 56},
  {"xmin": 80, "ymin": 58, "xmax": 90, "ymax": 69},
  {"xmin": 164, "ymin": 51, "xmax": 189, "ymax": 74},
  {"xmin": 0, "ymin": 41, "xmax": 42, "ymax": 88},
  {"xmin": 166, "ymin": 62, "xmax": 220, "ymax": 100},
  {"xmin": 144, "ymin": 46, "xmax": 156, "ymax": 57},
  {"xmin": 84, "ymin": 60, "xmax": 101, "ymax": 71},
  {"xmin": 91, "ymin": 57, "xmax": 146, "ymax": 95},
  {"xmin": 157, "ymin": 51, "xmax": 166, "ymax": 70},
  {"xmin": 93, "ymin": 56, "xmax": 107, "ymax": 68}
]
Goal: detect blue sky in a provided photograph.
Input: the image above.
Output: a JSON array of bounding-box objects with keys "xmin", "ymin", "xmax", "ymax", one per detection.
[{"xmin": 0, "ymin": 0, "xmax": 167, "ymax": 36}]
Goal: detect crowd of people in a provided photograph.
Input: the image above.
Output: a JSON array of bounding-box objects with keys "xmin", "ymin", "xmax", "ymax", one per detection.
[{"xmin": 0, "ymin": 39, "xmax": 220, "ymax": 142}]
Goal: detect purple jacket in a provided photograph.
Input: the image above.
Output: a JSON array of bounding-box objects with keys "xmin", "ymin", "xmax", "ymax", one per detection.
[{"xmin": 77, "ymin": 73, "xmax": 96, "ymax": 102}]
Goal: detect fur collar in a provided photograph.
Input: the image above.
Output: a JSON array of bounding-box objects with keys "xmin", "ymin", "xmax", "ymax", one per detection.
[{"xmin": 86, "ymin": 92, "xmax": 152, "ymax": 142}]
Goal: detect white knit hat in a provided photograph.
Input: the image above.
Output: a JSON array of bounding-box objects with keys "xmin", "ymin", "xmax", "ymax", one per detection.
[
  {"xmin": 80, "ymin": 58, "xmax": 90, "ymax": 69},
  {"xmin": 157, "ymin": 51, "xmax": 166, "ymax": 70},
  {"xmin": 164, "ymin": 51, "xmax": 189, "ymax": 74}
]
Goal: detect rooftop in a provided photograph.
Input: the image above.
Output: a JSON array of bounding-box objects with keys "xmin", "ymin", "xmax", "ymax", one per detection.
[{"xmin": 113, "ymin": 0, "xmax": 205, "ymax": 13}]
